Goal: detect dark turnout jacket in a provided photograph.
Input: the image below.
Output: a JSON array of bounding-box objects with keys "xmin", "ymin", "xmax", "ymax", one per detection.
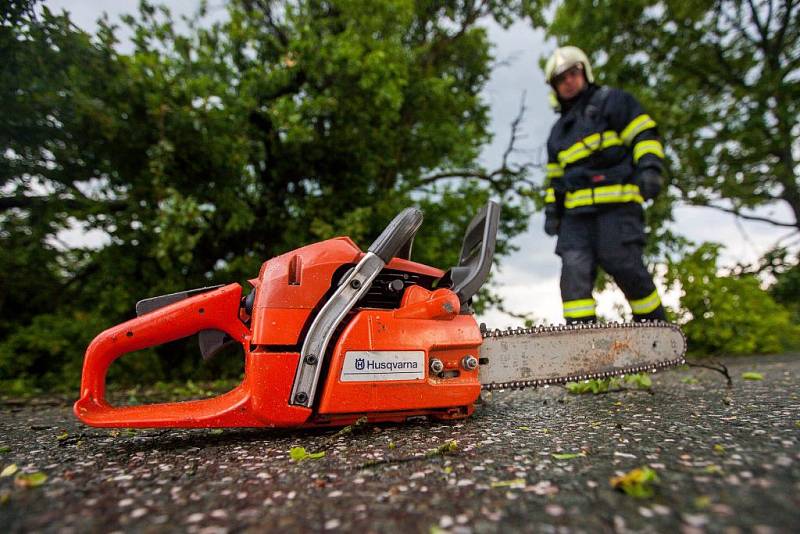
[{"xmin": 544, "ymin": 84, "xmax": 665, "ymax": 218}]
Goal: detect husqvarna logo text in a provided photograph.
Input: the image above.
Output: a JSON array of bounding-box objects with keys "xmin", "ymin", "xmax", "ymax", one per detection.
[{"xmin": 341, "ymin": 351, "xmax": 425, "ymax": 382}]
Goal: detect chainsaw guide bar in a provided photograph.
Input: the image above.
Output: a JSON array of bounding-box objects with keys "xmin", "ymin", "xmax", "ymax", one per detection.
[
  {"xmin": 478, "ymin": 321, "xmax": 686, "ymax": 391},
  {"xmin": 74, "ymin": 201, "xmax": 688, "ymax": 429}
]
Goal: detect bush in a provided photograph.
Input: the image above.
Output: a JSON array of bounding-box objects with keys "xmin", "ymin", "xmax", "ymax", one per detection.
[{"xmin": 667, "ymin": 243, "xmax": 800, "ymax": 356}]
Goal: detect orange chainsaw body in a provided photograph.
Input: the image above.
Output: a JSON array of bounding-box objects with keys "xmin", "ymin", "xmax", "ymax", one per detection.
[{"xmin": 74, "ymin": 204, "xmax": 498, "ymax": 428}]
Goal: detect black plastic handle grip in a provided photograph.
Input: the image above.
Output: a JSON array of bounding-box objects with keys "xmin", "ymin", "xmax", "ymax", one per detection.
[{"xmin": 368, "ymin": 207, "xmax": 424, "ymax": 263}]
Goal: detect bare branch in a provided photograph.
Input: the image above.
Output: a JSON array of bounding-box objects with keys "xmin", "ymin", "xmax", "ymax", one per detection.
[
  {"xmin": 411, "ymin": 91, "xmax": 539, "ymax": 192},
  {"xmin": 746, "ymin": 0, "xmax": 771, "ymax": 45},
  {"xmin": 679, "ymin": 199, "xmax": 798, "ymax": 228},
  {"xmin": 686, "ymin": 359, "xmax": 732, "ymax": 387},
  {"xmin": 501, "ymin": 91, "xmax": 527, "ymax": 171}
]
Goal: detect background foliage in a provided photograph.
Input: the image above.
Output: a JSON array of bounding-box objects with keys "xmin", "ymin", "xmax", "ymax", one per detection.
[
  {"xmin": 0, "ymin": 0, "xmax": 538, "ymax": 393},
  {"xmin": 1, "ymin": 0, "xmax": 798, "ymax": 394}
]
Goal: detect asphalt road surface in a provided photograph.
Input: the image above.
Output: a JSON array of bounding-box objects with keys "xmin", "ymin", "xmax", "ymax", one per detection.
[{"xmin": 1, "ymin": 355, "xmax": 798, "ymax": 533}]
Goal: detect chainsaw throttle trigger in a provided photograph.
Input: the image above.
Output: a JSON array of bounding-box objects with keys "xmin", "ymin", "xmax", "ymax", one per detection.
[{"xmin": 198, "ymin": 329, "xmax": 234, "ymax": 360}]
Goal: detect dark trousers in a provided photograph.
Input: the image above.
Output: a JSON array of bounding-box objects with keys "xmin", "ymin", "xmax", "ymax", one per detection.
[{"xmin": 555, "ymin": 204, "xmax": 666, "ymax": 323}]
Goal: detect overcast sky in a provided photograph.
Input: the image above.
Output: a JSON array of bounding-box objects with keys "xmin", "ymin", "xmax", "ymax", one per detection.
[{"xmin": 44, "ymin": 1, "xmax": 795, "ymax": 326}]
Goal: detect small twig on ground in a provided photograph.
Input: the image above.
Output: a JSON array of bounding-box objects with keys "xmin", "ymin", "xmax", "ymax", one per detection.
[
  {"xmin": 686, "ymin": 359, "xmax": 733, "ymax": 387},
  {"xmin": 315, "ymin": 416, "xmax": 370, "ymax": 452},
  {"xmin": 557, "ymin": 385, "xmax": 655, "ymax": 396},
  {"xmin": 590, "ymin": 387, "xmax": 655, "ymax": 396},
  {"xmin": 360, "ymin": 440, "xmax": 459, "ymax": 469}
]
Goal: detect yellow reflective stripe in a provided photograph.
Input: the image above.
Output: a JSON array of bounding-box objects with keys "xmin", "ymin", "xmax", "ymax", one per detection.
[
  {"xmin": 558, "ymin": 131, "xmax": 622, "ymax": 166},
  {"xmin": 563, "ymin": 298, "xmax": 596, "ymax": 319},
  {"xmin": 633, "ymin": 140, "xmax": 664, "ymax": 163},
  {"xmin": 630, "ymin": 289, "xmax": 662, "ymax": 315},
  {"xmin": 545, "ymin": 187, "xmax": 556, "ymax": 203},
  {"xmin": 621, "ymin": 114, "xmax": 657, "ymax": 144},
  {"xmin": 546, "ymin": 163, "xmax": 564, "ymax": 178},
  {"xmin": 563, "ymin": 184, "xmax": 644, "ymax": 209},
  {"xmin": 594, "ymin": 184, "xmax": 644, "ymax": 204}
]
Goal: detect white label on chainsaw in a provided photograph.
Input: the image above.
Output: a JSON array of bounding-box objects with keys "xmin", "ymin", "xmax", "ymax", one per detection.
[{"xmin": 341, "ymin": 351, "xmax": 425, "ymax": 382}]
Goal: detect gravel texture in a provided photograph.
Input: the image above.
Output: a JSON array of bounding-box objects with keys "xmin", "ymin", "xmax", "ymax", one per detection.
[{"xmin": 1, "ymin": 354, "xmax": 799, "ymax": 533}]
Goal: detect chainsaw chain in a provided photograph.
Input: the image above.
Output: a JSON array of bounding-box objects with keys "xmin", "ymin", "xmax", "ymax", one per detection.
[{"xmin": 478, "ymin": 321, "xmax": 687, "ymax": 391}]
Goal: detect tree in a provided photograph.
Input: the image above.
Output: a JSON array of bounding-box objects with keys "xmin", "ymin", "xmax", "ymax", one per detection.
[
  {"xmin": 538, "ymin": 0, "xmax": 800, "ymax": 233},
  {"xmin": 666, "ymin": 243, "xmax": 800, "ymax": 354},
  {"xmin": 0, "ymin": 0, "xmax": 539, "ymax": 391}
]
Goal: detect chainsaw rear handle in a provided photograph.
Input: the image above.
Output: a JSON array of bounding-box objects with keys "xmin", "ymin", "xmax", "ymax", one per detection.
[
  {"xmin": 74, "ymin": 284, "xmax": 250, "ymax": 426},
  {"xmin": 368, "ymin": 207, "xmax": 424, "ymax": 263}
]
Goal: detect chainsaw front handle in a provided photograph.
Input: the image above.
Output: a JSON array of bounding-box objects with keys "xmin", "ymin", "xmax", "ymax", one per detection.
[
  {"xmin": 74, "ymin": 284, "xmax": 250, "ymax": 427},
  {"xmin": 289, "ymin": 207, "xmax": 424, "ymax": 408},
  {"xmin": 368, "ymin": 207, "xmax": 424, "ymax": 263}
]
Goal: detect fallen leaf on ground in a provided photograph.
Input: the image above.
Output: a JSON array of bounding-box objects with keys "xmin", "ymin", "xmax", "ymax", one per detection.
[
  {"xmin": 427, "ymin": 440, "xmax": 458, "ymax": 457},
  {"xmin": 552, "ymin": 452, "xmax": 586, "ymax": 460},
  {"xmin": 14, "ymin": 472, "xmax": 47, "ymax": 488},
  {"xmin": 610, "ymin": 467, "xmax": 659, "ymax": 498},
  {"xmin": 694, "ymin": 495, "xmax": 712, "ymax": 509},
  {"xmin": 713, "ymin": 444, "xmax": 726, "ymax": 455},
  {"xmin": 289, "ymin": 446, "xmax": 325, "ymax": 462},
  {"xmin": 490, "ymin": 479, "xmax": 525, "ymax": 488},
  {"xmin": 1, "ymin": 464, "xmax": 18, "ymax": 477},
  {"xmin": 741, "ymin": 372, "xmax": 763, "ymax": 380}
]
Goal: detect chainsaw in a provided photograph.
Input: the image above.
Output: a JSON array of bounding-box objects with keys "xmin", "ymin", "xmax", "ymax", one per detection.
[{"xmin": 74, "ymin": 201, "xmax": 686, "ymax": 428}]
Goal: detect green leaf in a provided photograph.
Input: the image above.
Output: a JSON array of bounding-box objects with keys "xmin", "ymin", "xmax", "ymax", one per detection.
[
  {"xmin": 56, "ymin": 432, "xmax": 69, "ymax": 441},
  {"xmin": 694, "ymin": 495, "xmax": 712, "ymax": 509},
  {"xmin": 681, "ymin": 376, "xmax": 699, "ymax": 384},
  {"xmin": 0, "ymin": 447, "xmax": 10, "ymax": 454},
  {"xmin": 289, "ymin": 446, "xmax": 325, "ymax": 462},
  {"xmin": 552, "ymin": 452, "xmax": 585, "ymax": 460},
  {"xmin": 490, "ymin": 478, "xmax": 526, "ymax": 488},
  {"xmin": 14, "ymin": 472, "xmax": 48, "ymax": 488},
  {"xmin": 625, "ymin": 373, "xmax": 652, "ymax": 389},
  {"xmin": 704, "ymin": 464, "xmax": 722, "ymax": 474},
  {"xmin": 1, "ymin": 464, "xmax": 18, "ymax": 477},
  {"xmin": 610, "ymin": 467, "xmax": 659, "ymax": 499},
  {"xmin": 741, "ymin": 372, "xmax": 764, "ymax": 381},
  {"xmin": 427, "ymin": 440, "xmax": 458, "ymax": 457},
  {"xmin": 713, "ymin": 444, "xmax": 725, "ymax": 455}
]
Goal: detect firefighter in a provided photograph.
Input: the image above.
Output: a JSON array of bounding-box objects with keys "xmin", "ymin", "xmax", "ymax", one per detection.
[{"xmin": 542, "ymin": 46, "xmax": 667, "ymax": 323}]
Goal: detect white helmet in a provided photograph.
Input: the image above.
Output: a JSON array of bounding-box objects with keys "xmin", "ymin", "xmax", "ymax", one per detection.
[{"xmin": 544, "ymin": 46, "xmax": 594, "ymax": 85}]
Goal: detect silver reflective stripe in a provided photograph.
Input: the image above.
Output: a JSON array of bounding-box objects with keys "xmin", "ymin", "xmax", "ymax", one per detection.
[{"xmin": 289, "ymin": 252, "xmax": 385, "ymax": 407}]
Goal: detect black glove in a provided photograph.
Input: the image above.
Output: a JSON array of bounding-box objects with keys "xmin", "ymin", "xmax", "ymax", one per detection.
[
  {"xmin": 544, "ymin": 214, "xmax": 560, "ymax": 236},
  {"xmin": 637, "ymin": 169, "xmax": 663, "ymax": 201}
]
